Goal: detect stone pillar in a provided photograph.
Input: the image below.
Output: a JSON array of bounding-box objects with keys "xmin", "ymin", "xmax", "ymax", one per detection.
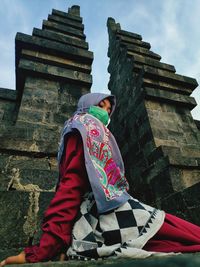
[
  {"xmin": 0, "ymin": 6, "xmax": 93, "ymax": 257},
  {"xmin": 107, "ymin": 18, "xmax": 200, "ymax": 223}
]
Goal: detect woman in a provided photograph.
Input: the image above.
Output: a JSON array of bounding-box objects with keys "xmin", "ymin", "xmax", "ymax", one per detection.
[{"xmin": 1, "ymin": 92, "xmax": 200, "ymax": 265}]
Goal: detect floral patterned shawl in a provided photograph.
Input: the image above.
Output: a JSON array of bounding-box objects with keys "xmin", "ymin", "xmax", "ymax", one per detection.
[{"xmin": 57, "ymin": 93, "xmax": 130, "ymax": 214}]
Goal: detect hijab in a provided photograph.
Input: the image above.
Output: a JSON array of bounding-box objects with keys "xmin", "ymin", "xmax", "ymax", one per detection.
[{"xmin": 57, "ymin": 93, "xmax": 130, "ymax": 213}]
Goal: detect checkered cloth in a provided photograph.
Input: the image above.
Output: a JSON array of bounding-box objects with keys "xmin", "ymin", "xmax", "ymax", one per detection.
[{"xmin": 67, "ymin": 193, "xmax": 165, "ymax": 260}]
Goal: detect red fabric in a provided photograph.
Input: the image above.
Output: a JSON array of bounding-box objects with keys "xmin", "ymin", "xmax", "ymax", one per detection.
[
  {"xmin": 144, "ymin": 213, "xmax": 200, "ymax": 253},
  {"xmin": 25, "ymin": 132, "xmax": 89, "ymax": 263}
]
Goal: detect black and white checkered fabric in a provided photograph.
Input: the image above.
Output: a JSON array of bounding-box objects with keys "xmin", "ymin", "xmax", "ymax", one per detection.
[{"xmin": 67, "ymin": 193, "xmax": 165, "ymax": 260}]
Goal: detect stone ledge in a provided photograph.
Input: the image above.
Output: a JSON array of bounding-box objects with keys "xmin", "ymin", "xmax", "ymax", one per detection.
[
  {"xmin": 0, "ymin": 124, "xmax": 59, "ymax": 154},
  {"xmin": 126, "ymin": 45, "xmax": 162, "ymax": 61},
  {"xmin": 148, "ymin": 146, "xmax": 200, "ymax": 168},
  {"xmin": 42, "ymin": 20, "xmax": 86, "ymax": 40},
  {"xmin": 16, "ymin": 33, "xmax": 93, "ymax": 64},
  {"xmin": 48, "ymin": 14, "xmax": 84, "ymax": 30},
  {"xmin": 52, "ymin": 9, "xmax": 82, "ymax": 22},
  {"xmin": 18, "ymin": 59, "xmax": 92, "ymax": 86},
  {"xmin": 1, "ymin": 253, "xmax": 200, "ymax": 267},
  {"xmin": 144, "ymin": 87, "xmax": 197, "ymax": 110},
  {"xmin": 21, "ymin": 49, "xmax": 91, "ymax": 74},
  {"xmin": 0, "ymin": 88, "xmax": 17, "ymax": 101},
  {"xmin": 116, "ymin": 29, "xmax": 142, "ymax": 40},
  {"xmin": 142, "ymin": 66, "xmax": 198, "ymax": 92},
  {"xmin": 116, "ymin": 35, "xmax": 151, "ymax": 49},
  {"xmin": 33, "ymin": 28, "xmax": 88, "ymax": 49},
  {"xmin": 130, "ymin": 53, "xmax": 175, "ymax": 72}
]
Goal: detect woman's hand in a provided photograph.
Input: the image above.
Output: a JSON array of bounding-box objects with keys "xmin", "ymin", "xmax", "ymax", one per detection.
[{"xmin": 0, "ymin": 251, "xmax": 26, "ymax": 266}]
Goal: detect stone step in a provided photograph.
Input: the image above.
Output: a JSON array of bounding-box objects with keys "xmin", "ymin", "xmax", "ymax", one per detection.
[
  {"xmin": 0, "ymin": 123, "xmax": 59, "ymax": 154},
  {"xmin": 42, "ymin": 20, "xmax": 86, "ymax": 40},
  {"xmin": 130, "ymin": 53, "xmax": 175, "ymax": 73},
  {"xmin": 141, "ymin": 65, "xmax": 198, "ymax": 95},
  {"xmin": 21, "ymin": 48, "xmax": 91, "ymax": 74},
  {"xmin": 0, "ymin": 88, "xmax": 17, "ymax": 101},
  {"xmin": 32, "ymin": 28, "xmax": 88, "ymax": 50},
  {"xmin": 126, "ymin": 44, "xmax": 161, "ymax": 61},
  {"xmin": 16, "ymin": 33, "xmax": 93, "ymax": 64},
  {"xmin": 18, "ymin": 59, "xmax": 92, "ymax": 86},
  {"xmin": 144, "ymin": 87, "xmax": 197, "ymax": 110},
  {"xmin": 116, "ymin": 29, "xmax": 142, "ymax": 40},
  {"xmin": 116, "ymin": 34, "xmax": 151, "ymax": 49},
  {"xmin": 48, "ymin": 14, "xmax": 84, "ymax": 30},
  {"xmin": 52, "ymin": 8, "xmax": 82, "ymax": 22}
]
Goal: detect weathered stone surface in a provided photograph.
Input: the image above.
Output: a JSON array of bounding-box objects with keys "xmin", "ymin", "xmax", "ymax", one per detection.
[
  {"xmin": 129, "ymin": 52, "xmax": 175, "ymax": 72},
  {"xmin": 0, "ymin": 6, "xmax": 93, "ymax": 255},
  {"xmin": 16, "ymin": 33, "xmax": 93, "ymax": 64},
  {"xmin": 0, "ymin": 88, "xmax": 17, "ymax": 100},
  {"xmin": 142, "ymin": 65, "xmax": 198, "ymax": 93},
  {"xmin": 52, "ymin": 9, "xmax": 82, "ymax": 22},
  {"xmin": 107, "ymin": 17, "xmax": 200, "ymax": 224},
  {"xmin": 21, "ymin": 49, "xmax": 91, "ymax": 73},
  {"xmin": 33, "ymin": 28, "xmax": 88, "ymax": 49},
  {"xmin": 0, "ymin": 153, "xmax": 58, "ymax": 191},
  {"xmin": 0, "ymin": 191, "xmax": 54, "ymax": 251},
  {"xmin": 117, "ymin": 34, "xmax": 151, "ymax": 49},
  {"xmin": 42, "ymin": 20, "xmax": 86, "ymax": 40},
  {"xmin": 144, "ymin": 87, "xmax": 197, "ymax": 109},
  {"xmin": 48, "ymin": 14, "xmax": 84, "ymax": 30},
  {"xmin": 18, "ymin": 59, "xmax": 92, "ymax": 85},
  {"xmin": 1, "ymin": 254, "xmax": 200, "ymax": 267}
]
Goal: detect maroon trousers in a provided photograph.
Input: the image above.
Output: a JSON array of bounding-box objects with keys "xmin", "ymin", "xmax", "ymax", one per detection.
[{"xmin": 144, "ymin": 213, "xmax": 200, "ymax": 253}]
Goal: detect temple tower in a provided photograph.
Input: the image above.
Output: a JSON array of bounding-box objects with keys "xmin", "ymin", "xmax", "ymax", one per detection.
[
  {"xmin": 0, "ymin": 5, "xmax": 93, "ymax": 257},
  {"xmin": 107, "ymin": 18, "xmax": 200, "ymax": 223}
]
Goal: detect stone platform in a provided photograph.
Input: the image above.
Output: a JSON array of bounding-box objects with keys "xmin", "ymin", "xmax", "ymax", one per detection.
[{"xmin": 1, "ymin": 253, "xmax": 200, "ymax": 267}]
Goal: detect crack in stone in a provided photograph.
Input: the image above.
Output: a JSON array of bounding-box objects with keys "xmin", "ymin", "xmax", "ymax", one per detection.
[{"xmin": 23, "ymin": 191, "xmax": 40, "ymax": 238}]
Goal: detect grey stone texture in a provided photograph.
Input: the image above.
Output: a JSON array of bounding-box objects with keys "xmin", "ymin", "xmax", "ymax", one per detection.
[
  {"xmin": 107, "ymin": 17, "xmax": 200, "ymax": 223},
  {"xmin": 0, "ymin": 5, "xmax": 92, "ymax": 257}
]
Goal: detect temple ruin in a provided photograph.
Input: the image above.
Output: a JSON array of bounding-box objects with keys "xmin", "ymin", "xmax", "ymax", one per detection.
[{"xmin": 0, "ymin": 5, "xmax": 200, "ymax": 258}]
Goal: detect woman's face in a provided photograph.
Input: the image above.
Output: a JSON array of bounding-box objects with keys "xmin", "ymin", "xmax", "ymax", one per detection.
[{"xmin": 98, "ymin": 98, "xmax": 112, "ymax": 115}]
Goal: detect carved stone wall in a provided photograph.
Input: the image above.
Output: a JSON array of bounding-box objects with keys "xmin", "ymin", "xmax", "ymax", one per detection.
[
  {"xmin": 107, "ymin": 18, "xmax": 200, "ymax": 223},
  {"xmin": 0, "ymin": 5, "xmax": 93, "ymax": 257}
]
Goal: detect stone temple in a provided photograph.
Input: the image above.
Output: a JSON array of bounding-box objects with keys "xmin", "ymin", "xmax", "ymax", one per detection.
[{"xmin": 0, "ymin": 5, "xmax": 200, "ymax": 260}]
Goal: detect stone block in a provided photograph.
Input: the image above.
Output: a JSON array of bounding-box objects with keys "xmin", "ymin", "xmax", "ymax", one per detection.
[
  {"xmin": 0, "ymin": 191, "xmax": 54, "ymax": 251},
  {"xmin": 128, "ymin": 53, "xmax": 175, "ymax": 72},
  {"xmin": 3, "ymin": 164, "xmax": 57, "ymax": 192},
  {"xmin": 16, "ymin": 33, "xmax": 93, "ymax": 64},
  {"xmin": 125, "ymin": 44, "xmax": 160, "ymax": 61},
  {"xmin": 48, "ymin": 14, "xmax": 84, "ymax": 30},
  {"xmin": 42, "ymin": 20, "xmax": 85, "ymax": 40},
  {"xmin": 52, "ymin": 9, "xmax": 82, "ymax": 22},
  {"xmin": 149, "ymin": 167, "xmax": 174, "ymax": 200},
  {"xmin": 0, "ymin": 88, "xmax": 17, "ymax": 100},
  {"xmin": 117, "ymin": 34, "xmax": 151, "ymax": 49},
  {"xmin": 142, "ymin": 65, "xmax": 198, "ymax": 93},
  {"xmin": 144, "ymin": 87, "xmax": 197, "ymax": 110},
  {"xmin": 21, "ymin": 49, "xmax": 91, "ymax": 73},
  {"xmin": 160, "ymin": 191, "xmax": 191, "ymax": 220},
  {"xmin": 116, "ymin": 29, "xmax": 142, "ymax": 40},
  {"xmin": 18, "ymin": 59, "xmax": 92, "ymax": 86},
  {"xmin": 0, "ymin": 124, "xmax": 59, "ymax": 154},
  {"xmin": 33, "ymin": 28, "xmax": 88, "ymax": 49}
]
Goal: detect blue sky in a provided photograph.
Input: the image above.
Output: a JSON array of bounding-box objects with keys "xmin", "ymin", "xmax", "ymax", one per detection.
[{"xmin": 0, "ymin": 0, "xmax": 200, "ymax": 119}]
